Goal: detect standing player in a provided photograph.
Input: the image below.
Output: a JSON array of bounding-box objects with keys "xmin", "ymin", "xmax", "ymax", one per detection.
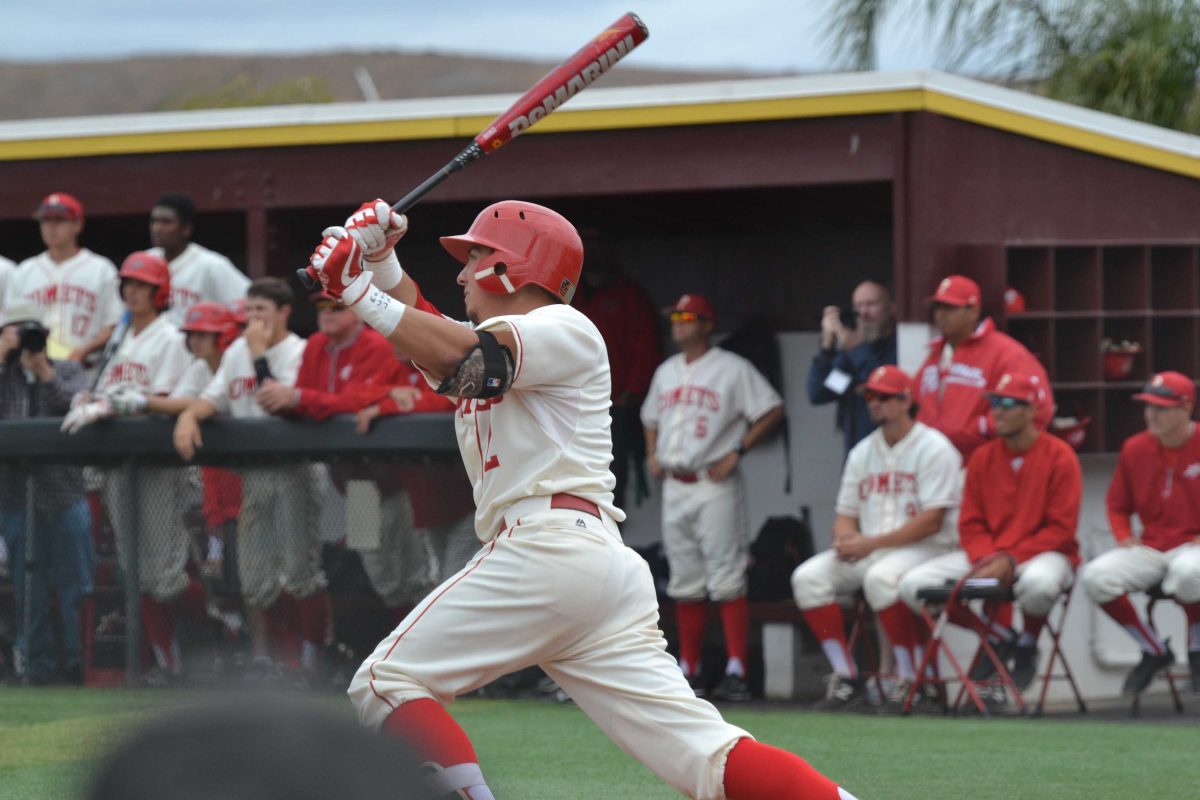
[
  {"xmin": 173, "ymin": 278, "xmax": 329, "ymax": 681},
  {"xmin": 147, "ymin": 193, "xmax": 250, "ymax": 326},
  {"xmin": 641, "ymin": 293, "xmax": 785, "ymax": 702},
  {"xmin": 915, "ymin": 275, "xmax": 1053, "ymax": 459},
  {"xmin": 60, "ymin": 252, "xmax": 196, "ymax": 676},
  {"xmin": 5, "ymin": 193, "xmax": 121, "ymax": 368},
  {"xmin": 1080, "ymin": 371, "xmax": 1200, "ymax": 695},
  {"xmin": 792, "ymin": 365, "xmax": 961, "ymax": 708},
  {"xmin": 305, "ymin": 199, "xmax": 858, "ymax": 800}
]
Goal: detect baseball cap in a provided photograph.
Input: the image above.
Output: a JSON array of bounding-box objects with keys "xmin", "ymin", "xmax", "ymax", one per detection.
[
  {"xmin": 666, "ymin": 293, "xmax": 715, "ymax": 321},
  {"xmin": 928, "ymin": 275, "xmax": 981, "ymax": 307},
  {"xmin": 1133, "ymin": 371, "xmax": 1195, "ymax": 407},
  {"xmin": 986, "ymin": 371, "xmax": 1042, "ymax": 404},
  {"xmin": 34, "ymin": 192, "xmax": 84, "ymax": 221},
  {"xmin": 0, "ymin": 300, "xmax": 45, "ymax": 328},
  {"xmin": 861, "ymin": 364, "xmax": 912, "ymax": 396}
]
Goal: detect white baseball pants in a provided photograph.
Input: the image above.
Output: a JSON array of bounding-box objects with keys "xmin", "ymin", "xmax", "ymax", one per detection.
[
  {"xmin": 898, "ymin": 549, "xmax": 1074, "ymax": 616},
  {"xmin": 661, "ymin": 473, "xmax": 747, "ymax": 602},
  {"xmin": 792, "ymin": 542, "xmax": 956, "ymax": 611},
  {"xmin": 103, "ymin": 467, "xmax": 189, "ymax": 602},
  {"xmin": 1080, "ymin": 542, "xmax": 1200, "ymax": 604}
]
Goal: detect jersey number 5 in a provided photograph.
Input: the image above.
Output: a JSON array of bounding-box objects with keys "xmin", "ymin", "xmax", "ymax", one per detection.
[{"xmin": 695, "ymin": 415, "xmax": 708, "ymax": 439}]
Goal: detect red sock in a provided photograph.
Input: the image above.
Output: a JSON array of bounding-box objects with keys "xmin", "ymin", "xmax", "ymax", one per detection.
[
  {"xmin": 140, "ymin": 594, "xmax": 175, "ymax": 670},
  {"xmin": 802, "ymin": 603, "xmax": 856, "ymax": 678},
  {"xmin": 383, "ymin": 699, "xmax": 493, "ymax": 798},
  {"xmin": 1021, "ymin": 613, "xmax": 1047, "ymax": 643},
  {"xmin": 174, "ymin": 578, "xmax": 208, "ymax": 624},
  {"xmin": 1100, "ymin": 596, "xmax": 1164, "ymax": 654},
  {"xmin": 295, "ymin": 590, "xmax": 330, "ymax": 648},
  {"xmin": 675, "ymin": 601, "xmax": 707, "ymax": 676},
  {"xmin": 265, "ymin": 595, "xmax": 301, "ymax": 666},
  {"xmin": 723, "ymin": 738, "xmax": 844, "ymax": 800},
  {"xmin": 719, "ymin": 597, "xmax": 749, "ymax": 671},
  {"xmin": 945, "ymin": 603, "xmax": 988, "ymax": 636},
  {"xmin": 875, "ymin": 602, "xmax": 917, "ymax": 651}
]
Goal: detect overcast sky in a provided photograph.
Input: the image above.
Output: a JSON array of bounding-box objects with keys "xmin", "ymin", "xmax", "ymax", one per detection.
[{"xmin": 6, "ymin": 0, "xmax": 941, "ymax": 73}]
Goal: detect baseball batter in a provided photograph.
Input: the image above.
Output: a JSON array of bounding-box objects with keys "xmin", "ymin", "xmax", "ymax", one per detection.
[
  {"xmin": 792, "ymin": 365, "xmax": 961, "ymax": 709},
  {"xmin": 641, "ymin": 293, "xmax": 784, "ymax": 702},
  {"xmin": 147, "ymin": 193, "xmax": 250, "ymax": 326},
  {"xmin": 174, "ymin": 278, "xmax": 328, "ymax": 677},
  {"xmin": 61, "ymin": 252, "xmax": 194, "ymax": 672},
  {"xmin": 6, "ymin": 193, "xmax": 122, "ymax": 366},
  {"xmin": 304, "ymin": 199, "xmax": 857, "ymax": 800}
]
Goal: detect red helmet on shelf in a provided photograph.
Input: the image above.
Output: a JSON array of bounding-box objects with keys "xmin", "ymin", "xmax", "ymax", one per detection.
[
  {"xmin": 119, "ymin": 251, "xmax": 171, "ymax": 310},
  {"xmin": 181, "ymin": 301, "xmax": 240, "ymax": 352},
  {"xmin": 440, "ymin": 201, "xmax": 583, "ymax": 304}
]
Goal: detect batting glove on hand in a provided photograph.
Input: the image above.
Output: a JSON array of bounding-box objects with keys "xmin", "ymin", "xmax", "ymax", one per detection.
[
  {"xmin": 60, "ymin": 397, "xmax": 111, "ymax": 434},
  {"xmin": 309, "ymin": 226, "xmax": 373, "ymax": 306},
  {"xmin": 345, "ymin": 199, "xmax": 408, "ymax": 261},
  {"xmin": 106, "ymin": 386, "xmax": 148, "ymax": 416}
]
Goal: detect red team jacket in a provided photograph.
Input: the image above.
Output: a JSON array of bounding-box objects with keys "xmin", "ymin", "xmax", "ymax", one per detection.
[
  {"xmin": 1107, "ymin": 427, "xmax": 1200, "ymax": 552},
  {"xmin": 293, "ymin": 324, "xmax": 400, "ymax": 420},
  {"xmin": 915, "ymin": 319, "xmax": 1054, "ymax": 458},
  {"xmin": 959, "ymin": 432, "xmax": 1082, "ymax": 566}
]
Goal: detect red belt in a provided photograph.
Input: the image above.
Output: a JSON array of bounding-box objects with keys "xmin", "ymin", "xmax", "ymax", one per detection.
[
  {"xmin": 550, "ymin": 492, "xmax": 601, "ymax": 518},
  {"xmin": 669, "ymin": 471, "xmax": 700, "ymax": 483}
]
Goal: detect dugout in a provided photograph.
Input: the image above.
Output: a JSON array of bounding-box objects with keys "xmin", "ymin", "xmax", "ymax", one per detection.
[{"xmin": 2, "ymin": 71, "xmax": 1199, "ymax": 702}]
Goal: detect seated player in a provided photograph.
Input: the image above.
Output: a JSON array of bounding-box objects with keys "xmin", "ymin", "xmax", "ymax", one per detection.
[
  {"xmin": 792, "ymin": 365, "xmax": 961, "ymax": 709},
  {"xmin": 898, "ymin": 371, "xmax": 1081, "ymax": 691},
  {"xmin": 1080, "ymin": 371, "xmax": 1200, "ymax": 695}
]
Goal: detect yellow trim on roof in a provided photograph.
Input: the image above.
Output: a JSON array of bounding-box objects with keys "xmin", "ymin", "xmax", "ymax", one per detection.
[{"xmin": 1, "ymin": 85, "xmax": 1197, "ymax": 179}]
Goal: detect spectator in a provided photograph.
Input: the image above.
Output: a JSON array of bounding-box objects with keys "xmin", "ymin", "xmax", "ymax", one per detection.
[
  {"xmin": 0, "ymin": 254, "xmax": 14, "ymax": 316},
  {"xmin": 0, "ymin": 301, "xmax": 92, "ymax": 684},
  {"xmin": 575, "ymin": 235, "xmax": 661, "ymax": 511},
  {"xmin": 914, "ymin": 275, "xmax": 1053, "ymax": 459},
  {"xmin": 173, "ymin": 277, "xmax": 328, "ymax": 681},
  {"xmin": 792, "ymin": 365, "xmax": 961, "ymax": 709},
  {"xmin": 806, "ymin": 280, "xmax": 897, "ymax": 456},
  {"xmin": 61, "ymin": 252, "xmax": 195, "ymax": 681},
  {"xmin": 642, "ymin": 294, "xmax": 785, "ymax": 701},
  {"xmin": 5, "ymin": 193, "xmax": 121, "ymax": 373},
  {"xmin": 147, "ymin": 193, "xmax": 250, "ymax": 326},
  {"xmin": 899, "ymin": 371, "xmax": 1081, "ymax": 691},
  {"xmin": 1080, "ymin": 371, "xmax": 1200, "ymax": 696}
]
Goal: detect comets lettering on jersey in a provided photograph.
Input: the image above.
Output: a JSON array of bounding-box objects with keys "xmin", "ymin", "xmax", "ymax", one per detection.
[
  {"xmin": 857, "ymin": 471, "xmax": 919, "ymax": 501},
  {"xmin": 657, "ymin": 385, "xmax": 720, "ymax": 412},
  {"xmin": 27, "ymin": 283, "xmax": 98, "ymax": 313},
  {"xmin": 229, "ymin": 376, "xmax": 259, "ymax": 400}
]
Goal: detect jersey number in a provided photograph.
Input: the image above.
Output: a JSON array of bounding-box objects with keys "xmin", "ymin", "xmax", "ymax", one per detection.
[
  {"xmin": 71, "ymin": 314, "xmax": 91, "ymax": 339},
  {"xmin": 695, "ymin": 415, "xmax": 708, "ymax": 439},
  {"xmin": 461, "ymin": 396, "xmax": 503, "ymax": 473}
]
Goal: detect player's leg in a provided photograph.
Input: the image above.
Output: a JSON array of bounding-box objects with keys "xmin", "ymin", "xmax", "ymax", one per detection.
[
  {"xmin": 382, "ymin": 491, "xmax": 435, "ymax": 608},
  {"xmin": 1160, "ymin": 543, "xmax": 1200, "ymax": 691},
  {"xmin": 660, "ymin": 479, "xmax": 709, "ymax": 690},
  {"xmin": 1010, "ymin": 551, "xmax": 1073, "ymax": 690},
  {"xmin": 1079, "ymin": 544, "xmax": 1173, "ymax": 693},
  {"xmin": 277, "ymin": 465, "xmax": 329, "ymax": 673},
  {"xmin": 863, "ymin": 544, "xmax": 950, "ymax": 692},
  {"xmin": 137, "ymin": 468, "xmax": 193, "ymax": 675},
  {"xmin": 236, "ymin": 470, "xmax": 283, "ymax": 668},
  {"xmin": 428, "ymin": 515, "xmax": 482, "ymax": 584},
  {"xmin": 791, "ymin": 549, "xmax": 869, "ymax": 706},
  {"xmin": 48, "ymin": 499, "xmax": 94, "ymax": 684},
  {"xmin": 692, "ymin": 475, "xmax": 752, "ymax": 699},
  {"xmin": 544, "ymin": 538, "xmax": 856, "ymax": 800}
]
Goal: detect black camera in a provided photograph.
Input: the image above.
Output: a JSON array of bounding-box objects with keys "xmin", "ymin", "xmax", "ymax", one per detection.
[{"xmin": 18, "ymin": 321, "xmax": 47, "ymax": 354}]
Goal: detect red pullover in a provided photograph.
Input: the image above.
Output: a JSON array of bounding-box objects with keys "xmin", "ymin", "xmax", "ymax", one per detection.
[{"xmin": 1107, "ymin": 426, "xmax": 1200, "ymax": 552}]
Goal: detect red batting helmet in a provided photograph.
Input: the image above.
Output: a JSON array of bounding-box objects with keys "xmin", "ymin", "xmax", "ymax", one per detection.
[
  {"xmin": 181, "ymin": 301, "xmax": 240, "ymax": 352},
  {"xmin": 227, "ymin": 297, "xmax": 248, "ymax": 327},
  {"xmin": 440, "ymin": 201, "xmax": 583, "ymax": 304},
  {"xmin": 119, "ymin": 251, "xmax": 171, "ymax": 310}
]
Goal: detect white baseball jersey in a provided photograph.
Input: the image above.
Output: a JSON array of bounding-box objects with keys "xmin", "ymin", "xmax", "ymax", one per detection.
[
  {"xmin": 641, "ymin": 347, "xmax": 782, "ymax": 472},
  {"xmin": 95, "ymin": 313, "xmax": 193, "ymax": 396},
  {"xmin": 202, "ymin": 333, "xmax": 305, "ymax": 418},
  {"xmin": 149, "ymin": 243, "xmax": 250, "ymax": 326},
  {"xmin": 0, "ymin": 255, "xmax": 14, "ymax": 315},
  {"xmin": 443, "ymin": 304, "xmax": 623, "ymax": 540},
  {"xmin": 6, "ymin": 249, "xmax": 122, "ymax": 357},
  {"xmin": 835, "ymin": 421, "xmax": 962, "ymax": 547},
  {"xmin": 170, "ymin": 357, "xmax": 214, "ymax": 400}
]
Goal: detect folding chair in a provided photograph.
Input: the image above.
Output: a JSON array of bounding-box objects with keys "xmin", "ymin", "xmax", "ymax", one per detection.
[
  {"xmin": 843, "ymin": 591, "xmax": 887, "ymax": 702},
  {"xmin": 906, "ymin": 578, "xmax": 1025, "ymax": 717},
  {"xmin": 1130, "ymin": 583, "xmax": 1187, "ymax": 717},
  {"xmin": 1029, "ymin": 583, "xmax": 1086, "ymax": 716}
]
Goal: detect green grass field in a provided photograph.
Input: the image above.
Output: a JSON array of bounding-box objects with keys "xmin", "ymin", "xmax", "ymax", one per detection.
[{"xmin": 1, "ymin": 687, "xmax": 1197, "ymax": 799}]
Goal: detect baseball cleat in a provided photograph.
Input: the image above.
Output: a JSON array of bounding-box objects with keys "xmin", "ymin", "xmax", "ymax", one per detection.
[
  {"xmin": 1123, "ymin": 645, "xmax": 1176, "ymax": 696},
  {"xmin": 1009, "ymin": 644, "xmax": 1039, "ymax": 690},
  {"xmin": 712, "ymin": 673, "xmax": 751, "ymax": 702},
  {"xmin": 970, "ymin": 634, "xmax": 1016, "ymax": 682},
  {"xmin": 814, "ymin": 674, "xmax": 867, "ymax": 711}
]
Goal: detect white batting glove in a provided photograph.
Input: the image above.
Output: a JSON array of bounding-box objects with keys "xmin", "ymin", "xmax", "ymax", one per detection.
[
  {"xmin": 345, "ymin": 199, "xmax": 407, "ymax": 291},
  {"xmin": 107, "ymin": 386, "xmax": 148, "ymax": 416},
  {"xmin": 309, "ymin": 226, "xmax": 375, "ymax": 306},
  {"xmin": 60, "ymin": 397, "xmax": 112, "ymax": 434}
]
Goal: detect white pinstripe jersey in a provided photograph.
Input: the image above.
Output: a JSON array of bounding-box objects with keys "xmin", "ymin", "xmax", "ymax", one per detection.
[
  {"xmin": 148, "ymin": 243, "xmax": 250, "ymax": 326},
  {"xmin": 6, "ymin": 249, "xmax": 122, "ymax": 357},
  {"xmin": 95, "ymin": 314, "xmax": 193, "ymax": 396},
  {"xmin": 202, "ymin": 334, "xmax": 304, "ymax": 418}
]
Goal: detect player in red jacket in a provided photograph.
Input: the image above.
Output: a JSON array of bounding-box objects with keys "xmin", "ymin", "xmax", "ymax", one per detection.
[
  {"xmin": 914, "ymin": 275, "xmax": 1053, "ymax": 459},
  {"xmin": 900, "ymin": 371, "xmax": 1081, "ymax": 690},
  {"xmin": 1080, "ymin": 371, "xmax": 1200, "ymax": 695}
]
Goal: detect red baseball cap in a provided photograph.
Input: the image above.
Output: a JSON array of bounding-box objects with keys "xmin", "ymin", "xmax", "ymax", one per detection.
[
  {"xmin": 987, "ymin": 371, "xmax": 1043, "ymax": 404},
  {"xmin": 928, "ymin": 275, "xmax": 981, "ymax": 307},
  {"xmin": 1133, "ymin": 371, "xmax": 1195, "ymax": 407},
  {"xmin": 667, "ymin": 293, "xmax": 715, "ymax": 321},
  {"xmin": 861, "ymin": 365, "xmax": 912, "ymax": 396},
  {"xmin": 34, "ymin": 192, "xmax": 84, "ymax": 221}
]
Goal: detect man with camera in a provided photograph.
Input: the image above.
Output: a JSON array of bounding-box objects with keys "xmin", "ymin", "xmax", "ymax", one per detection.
[
  {"xmin": 806, "ymin": 281, "xmax": 897, "ymax": 458},
  {"xmin": 0, "ymin": 302, "xmax": 93, "ymax": 684}
]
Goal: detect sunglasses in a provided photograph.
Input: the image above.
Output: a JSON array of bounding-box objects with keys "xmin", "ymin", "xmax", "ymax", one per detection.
[
  {"xmin": 670, "ymin": 311, "xmax": 703, "ymax": 323},
  {"xmin": 862, "ymin": 389, "xmax": 901, "ymax": 403},
  {"xmin": 313, "ymin": 300, "xmax": 342, "ymax": 312},
  {"xmin": 1139, "ymin": 384, "xmax": 1185, "ymax": 402},
  {"xmin": 988, "ymin": 396, "xmax": 1029, "ymax": 410}
]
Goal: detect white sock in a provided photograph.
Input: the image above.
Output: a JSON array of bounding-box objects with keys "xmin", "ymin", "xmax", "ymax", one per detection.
[
  {"xmin": 428, "ymin": 762, "xmax": 494, "ymax": 800},
  {"xmin": 821, "ymin": 639, "xmax": 857, "ymax": 678},
  {"xmin": 892, "ymin": 645, "xmax": 915, "ymax": 681},
  {"xmin": 725, "ymin": 656, "xmax": 745, "ymax": 677}
]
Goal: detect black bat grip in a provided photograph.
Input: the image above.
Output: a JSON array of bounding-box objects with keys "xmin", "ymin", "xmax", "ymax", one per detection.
[{"xmin": 296, "ymin": 142, "xmax": 485, "ymax": 290}]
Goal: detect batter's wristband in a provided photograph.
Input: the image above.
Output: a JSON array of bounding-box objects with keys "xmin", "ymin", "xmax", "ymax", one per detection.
[
  {"xmin": 352, "ymin": 283, "xmax": 406, "ymax": 337},
  {"xmin": 365, "ymin": 250, "xmax": 404, "ymax": 292}
]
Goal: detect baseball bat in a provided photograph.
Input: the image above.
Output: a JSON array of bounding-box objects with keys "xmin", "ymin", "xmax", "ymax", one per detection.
[
  {"xmin": 298, "ymin": 11, "xmax": 649, "ymax": 288},
  {"xmin": 89, "ymin": 309, "xmax": 132, "ymax": 393}
]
